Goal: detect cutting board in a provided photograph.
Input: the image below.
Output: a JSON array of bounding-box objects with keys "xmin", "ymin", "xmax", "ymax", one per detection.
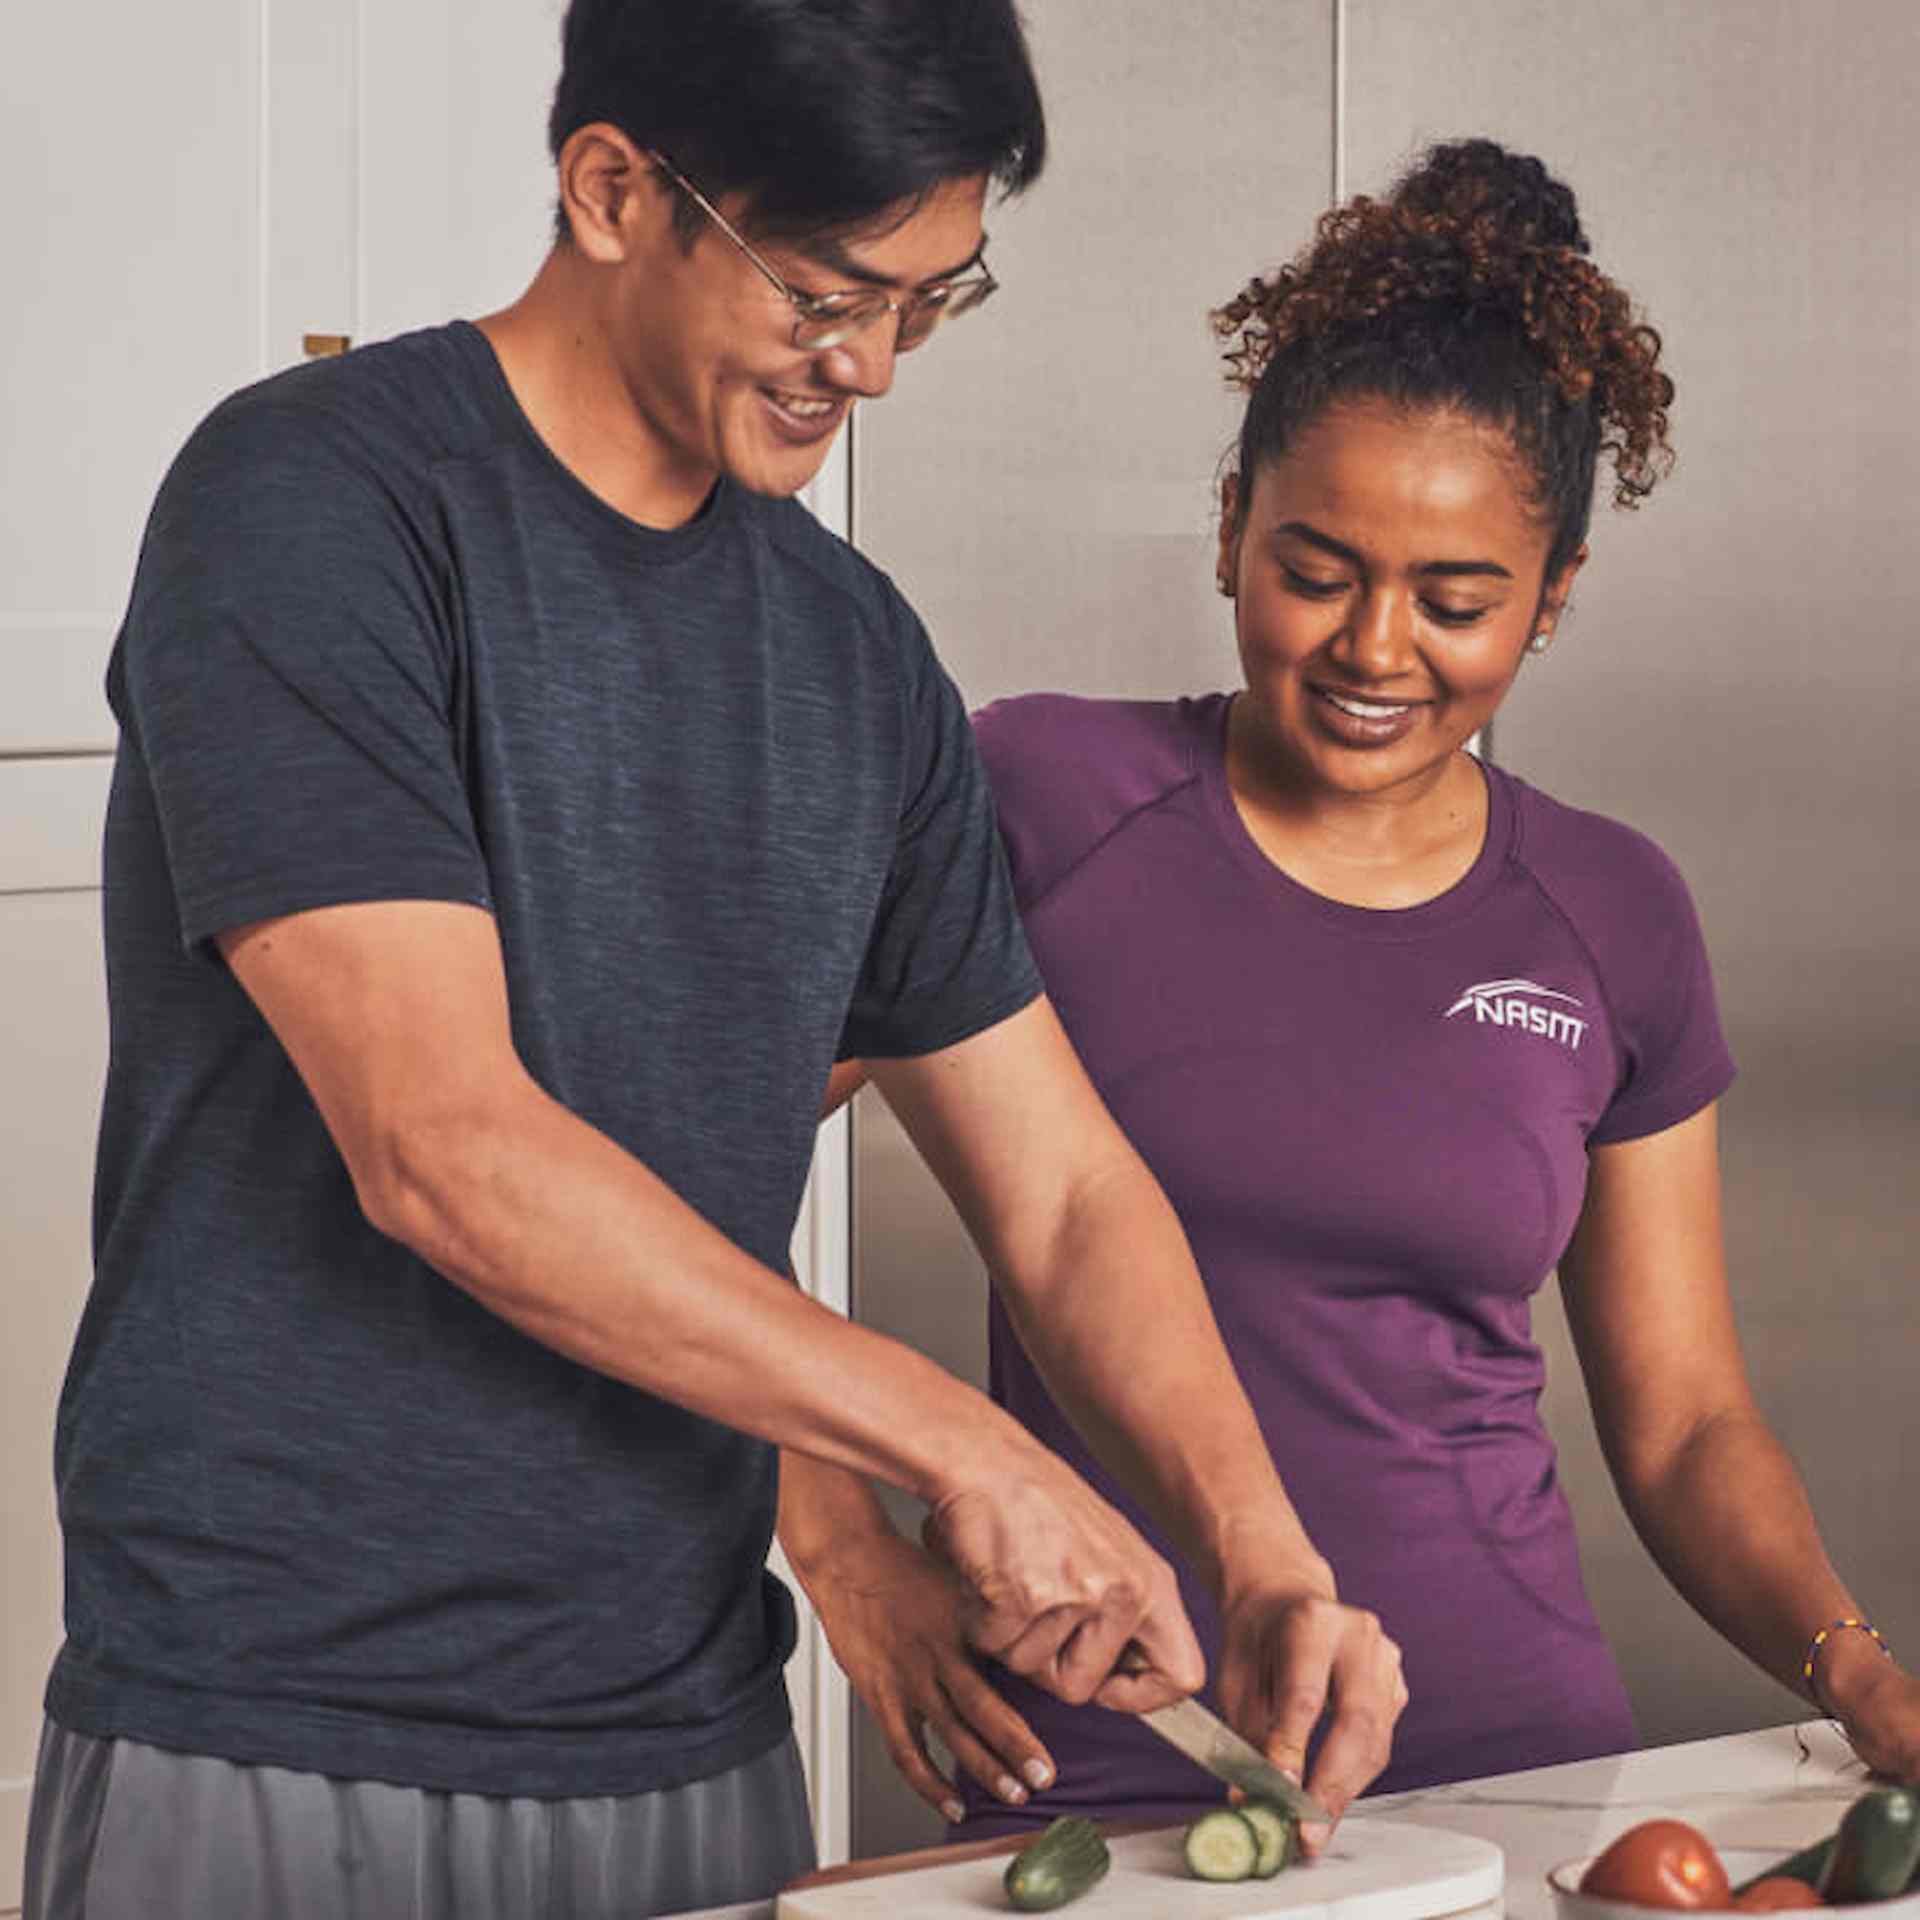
[{"xmin": 778, "ymin": 1816, "xmax": 1502, "ymax": 1919}]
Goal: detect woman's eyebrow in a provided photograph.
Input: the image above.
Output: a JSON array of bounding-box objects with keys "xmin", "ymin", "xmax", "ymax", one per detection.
[{"xmin": 1273, "ymin": 521, "xmax": 1512, "ymax": 580}]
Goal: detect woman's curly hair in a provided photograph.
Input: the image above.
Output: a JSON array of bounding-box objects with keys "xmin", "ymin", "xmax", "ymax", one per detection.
[{"xmin": 1214, "ymin": 140, "xmax": 1674, "ymax": 576}]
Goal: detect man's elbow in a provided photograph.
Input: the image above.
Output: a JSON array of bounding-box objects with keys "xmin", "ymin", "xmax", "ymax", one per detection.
[{"xmin": 345, "ymin": 1095, "xmax": 512, "ymax": 1280}]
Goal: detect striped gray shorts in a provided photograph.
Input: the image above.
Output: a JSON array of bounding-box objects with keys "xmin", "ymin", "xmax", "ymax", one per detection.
[{"xmin": 24, "ymin": 1719, "xmax": 815, "ymax": 1919}]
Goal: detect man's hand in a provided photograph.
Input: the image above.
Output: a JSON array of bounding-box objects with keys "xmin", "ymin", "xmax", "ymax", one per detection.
[
  {"xmin": 805, "ymin": 1523, "xmax": 1057, "ymax": 1823},
  {"xmin": 925, "ymin": 1459, "xmax": 1205, "ymax": 1714},
  {"xmin": 1214, "ymin": 1566, "xmax": 1408, "ymax": 1851}
]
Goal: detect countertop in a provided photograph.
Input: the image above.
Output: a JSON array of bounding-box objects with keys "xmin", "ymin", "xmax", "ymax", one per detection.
[{"xmin": 679, "ymin": 1719, "xmax": 1872, "ymax": 1920}]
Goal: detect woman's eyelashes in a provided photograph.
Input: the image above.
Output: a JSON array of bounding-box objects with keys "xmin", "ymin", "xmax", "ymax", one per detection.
[
  {"xmin": 1280, "ymin": 566, "xmax": 1347, "ymax": 600},
  {"xmin": 1279, "ymin": 566, "xmax": 1494, "ymax": 630}
]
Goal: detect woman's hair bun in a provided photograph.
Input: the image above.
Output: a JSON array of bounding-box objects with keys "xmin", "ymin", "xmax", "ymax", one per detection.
[
  {"xmin": 1389, "ymin": 138, "xmax": 1589, "ymax": 257},
  {"xmin": 1212, "ymin": 136, "xmax": 1674, "ymax": 570}
]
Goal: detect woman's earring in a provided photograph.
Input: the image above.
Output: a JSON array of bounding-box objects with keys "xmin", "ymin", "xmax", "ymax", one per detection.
[{"xmin": 1527, "ymin": 628, "xmax": 1554, "ymax": 655}]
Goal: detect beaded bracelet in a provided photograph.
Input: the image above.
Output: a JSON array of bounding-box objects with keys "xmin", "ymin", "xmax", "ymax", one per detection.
[{"xmin": 1801, "ymin": 1617, "xmax": 1894, "ymax": 1714}]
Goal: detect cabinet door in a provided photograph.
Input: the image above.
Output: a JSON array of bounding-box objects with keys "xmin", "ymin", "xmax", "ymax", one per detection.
[
  {"xmin": 0, "ymin": 3, "xmax": 270, "ymax": 755},
  {"xmin": 0, "ymin": 890, "xmax": 110, "ymax": 1901}
]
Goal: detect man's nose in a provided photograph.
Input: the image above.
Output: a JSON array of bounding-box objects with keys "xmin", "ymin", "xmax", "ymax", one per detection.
[{"xmin": 818, "ymin": 315, "xmax": 903, "ymax": 399}]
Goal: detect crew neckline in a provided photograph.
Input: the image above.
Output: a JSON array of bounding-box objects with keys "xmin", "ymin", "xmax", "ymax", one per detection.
[
  {"xmin": 449, "ymin": 319, "xmax": 738, "ymax": 561},
  {"xmin": 1189, "ymin": 691, "xmax": 1514, "ymax": 940}
]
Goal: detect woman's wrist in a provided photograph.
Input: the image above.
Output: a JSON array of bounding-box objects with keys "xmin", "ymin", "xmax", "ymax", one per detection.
[
  {"xmin": 1805, "ymin": 1616, "xmax": 1897, "ymax": 1717},
  {"xmin": 1211, "ymin": 1527, "xmax": 1339, "ymax": 1613}
]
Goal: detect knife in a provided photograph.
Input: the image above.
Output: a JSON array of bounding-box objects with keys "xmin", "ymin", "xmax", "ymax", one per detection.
[{"xmin": 1138, "ymin": 1694, "xmax": 1333, "ymax": 1823}]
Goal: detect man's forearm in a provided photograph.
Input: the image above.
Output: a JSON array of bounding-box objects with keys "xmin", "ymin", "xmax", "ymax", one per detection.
[{"xmin": 372, "ymin": 1073, "xmax": 1037, "ymax": 1506}]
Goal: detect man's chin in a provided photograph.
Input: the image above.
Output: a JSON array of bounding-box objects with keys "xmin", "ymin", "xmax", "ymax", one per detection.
[{"xmin": 725, "ymin": 418, "xmax": 847, "ymax": 501}]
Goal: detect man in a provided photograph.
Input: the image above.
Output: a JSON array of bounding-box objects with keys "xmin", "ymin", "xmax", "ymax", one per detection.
[{"xmin": 26, "ymin": 4, "xmax": 1400, "ymax": 1914}]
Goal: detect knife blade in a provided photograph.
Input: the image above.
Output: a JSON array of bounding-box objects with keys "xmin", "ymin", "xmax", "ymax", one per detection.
[{"xmin": 1137, "ymin": 1695, "xmax": 1332, "ymax": 1823}]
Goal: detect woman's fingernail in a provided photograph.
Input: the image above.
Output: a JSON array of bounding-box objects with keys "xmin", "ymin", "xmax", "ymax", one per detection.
[
  {"xmin": 996, "ymin": 1774, "xmax": 1027, "ymax": 1803},
  {"xmin": 1023, "ymin": 1758, "xmax": 1054, "ymax": 1790},
  {"xmin": 942, "ymin": 1798, "xmax": 965, "ymax": 1824}
]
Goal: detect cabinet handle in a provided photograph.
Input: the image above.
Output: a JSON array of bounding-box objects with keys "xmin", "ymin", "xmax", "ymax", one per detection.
[{"xmin": 302, "ymin": 333, "xmax": 352, "ymax": 358}]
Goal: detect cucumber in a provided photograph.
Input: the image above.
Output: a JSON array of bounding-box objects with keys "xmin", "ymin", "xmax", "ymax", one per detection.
[
  {"xmin": 1238, "ymin": 1799, "xmax": 1299, "ymax": 1878},
  {"xmin": 1818, "ymin": 1787, "xmax": 1920, "ymax": 1904},
  {"xmin": 1733, "ymin": 1834, "xmax": 1837, "ymax": 1896},
  {"xmin": 1184, "ymin": 1807, "xmax": 1261, "ymax": 1882},
  {"xmin": 1003, "ymin": 1816, "xmax": 1110, "ymax": 1912}
]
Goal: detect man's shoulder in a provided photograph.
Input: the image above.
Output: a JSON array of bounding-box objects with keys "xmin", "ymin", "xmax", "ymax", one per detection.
[
  {"xmin": 748, "ymin": 491, "xmax": 910, "ymax": 626},
  {"xmin": 176, "ymin": 323, "xmax": 500, "ymax": 506}
]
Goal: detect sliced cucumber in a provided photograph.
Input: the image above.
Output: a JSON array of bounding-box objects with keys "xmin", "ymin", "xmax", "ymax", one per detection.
[
  {"xmin": 1003, "ymin": 1815, "xmax": 1110, "ymax": 1912},
  {"xmin": 1238, "ymin": 1798, "xmax": 1299, "ymax": 1878},
  {"xmin": 1185, "ymin": 1807, "xmax": 1261, "ymax": 1882}
]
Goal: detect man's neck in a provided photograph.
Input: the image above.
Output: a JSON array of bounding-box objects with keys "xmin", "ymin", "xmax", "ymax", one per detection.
[{"xmin": 475, "ymin": 252, "xmax": 719, "ymax": 530}]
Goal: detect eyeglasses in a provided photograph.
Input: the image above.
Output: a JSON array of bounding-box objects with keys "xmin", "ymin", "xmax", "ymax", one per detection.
[{"xmin": 647, "ymin": 152, "xmax": 998, "ymax": 352}]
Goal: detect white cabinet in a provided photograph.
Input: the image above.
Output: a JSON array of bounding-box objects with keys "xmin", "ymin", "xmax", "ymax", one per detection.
[{"xmin": 0, "ymin": 893, "xmax": 108, "ymax": 1902}]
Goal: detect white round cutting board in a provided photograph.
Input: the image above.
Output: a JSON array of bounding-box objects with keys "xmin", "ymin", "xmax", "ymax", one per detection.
[{"xmin": 777, "ymin": 1816, "xmax": 1503, "ymax": 1919}]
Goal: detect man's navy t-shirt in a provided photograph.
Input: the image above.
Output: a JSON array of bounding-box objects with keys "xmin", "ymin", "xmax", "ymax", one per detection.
[{"xmin": 53, "ymin": 322, "xmax": 1040, "ymax": 1796}]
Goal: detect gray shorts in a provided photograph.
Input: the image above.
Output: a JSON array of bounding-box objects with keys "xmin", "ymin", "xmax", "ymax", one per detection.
[{"xmin": 24, "ymin": 1719, "xmax": 815, "ymax": 1919}]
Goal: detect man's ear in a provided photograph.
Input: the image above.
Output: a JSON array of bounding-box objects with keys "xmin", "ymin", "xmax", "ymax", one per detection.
[{"xmin": 556, "ymin": 124, "xmax": 652, "ymax": 263}]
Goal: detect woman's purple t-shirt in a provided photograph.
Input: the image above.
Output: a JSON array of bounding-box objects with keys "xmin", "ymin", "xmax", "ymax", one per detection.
[{"xmin": 958, "ymin": 693, "xmax": 1736, "ymax": 1833}]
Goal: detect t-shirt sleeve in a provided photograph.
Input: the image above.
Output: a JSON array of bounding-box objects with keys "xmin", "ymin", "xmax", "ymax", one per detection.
[
  {"xmin": 1586, "ymin": 832, "xmax": 1737, "ymax": 1145},
  {"xmin": 837, "ymin": 605, "xmax": 1042, "ymax": 1059},
  {"xmin": 114, "ymin": 394, "xmax": 492, "ymax": 953}
]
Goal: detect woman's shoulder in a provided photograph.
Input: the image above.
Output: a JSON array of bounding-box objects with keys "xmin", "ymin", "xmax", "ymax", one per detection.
[
  {"xmin": 1492, "ymin": 763, "xmax": 1708, "ymax": 957},
  {"xmin": 972, "ymin": 692, "xmax": 1225, "ymax": 906},
  {"xmin": 973, "ymin": 690, "xmax": 1219, "ymax": 788},
  {"xmin": 1497, "ymin": 760, "xmax": 1697, "ymax": 894}
]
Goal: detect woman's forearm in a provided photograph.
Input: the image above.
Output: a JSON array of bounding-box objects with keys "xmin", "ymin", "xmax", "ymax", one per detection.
[{"xmin": 1612, "ymin": 1403, "xmax": 1867, "ymax": 1705}]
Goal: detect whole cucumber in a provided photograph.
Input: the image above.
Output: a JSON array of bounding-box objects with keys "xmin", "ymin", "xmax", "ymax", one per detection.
[{"xmin": 1818, "ymin": 1787, "xmax": 1920, "ymax": 1903}]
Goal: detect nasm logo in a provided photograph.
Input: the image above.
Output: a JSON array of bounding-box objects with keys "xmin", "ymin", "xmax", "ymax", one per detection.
[{"xmin": 1444, "ymin": 978, "xmax": 1589, "ymax": 1051}]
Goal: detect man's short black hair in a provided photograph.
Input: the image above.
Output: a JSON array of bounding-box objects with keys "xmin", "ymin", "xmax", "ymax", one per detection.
[{"xmin": 548, "ymin": 0, "xmax": 1047, "ymax": 243}]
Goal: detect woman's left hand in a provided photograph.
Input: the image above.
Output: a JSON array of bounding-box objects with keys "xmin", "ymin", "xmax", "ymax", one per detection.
[
  {"xmin": 1827, "ymin": 1652, "xmax": 1920, "ymax": 1782},
  {"xmin": 1213, "ymin": 1570, "xmax": 1409, "ymax": 1851}
]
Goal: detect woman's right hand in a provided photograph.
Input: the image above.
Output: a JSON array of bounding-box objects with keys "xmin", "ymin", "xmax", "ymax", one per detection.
[{"xmin": 807, "ymin": 1522, "xmax": 1059, "ymax": 1824}]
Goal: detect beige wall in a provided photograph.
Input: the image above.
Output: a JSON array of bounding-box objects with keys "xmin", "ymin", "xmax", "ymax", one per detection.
[{"xmin": 851, "ymin": 0, "xmax": 1920, "ymax": 1859}]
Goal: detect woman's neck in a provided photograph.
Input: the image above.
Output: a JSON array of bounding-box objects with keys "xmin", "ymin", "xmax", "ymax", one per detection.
[{"xmin": 1223, "ymin": 697, "xmax": 1490, "ymax": 910}]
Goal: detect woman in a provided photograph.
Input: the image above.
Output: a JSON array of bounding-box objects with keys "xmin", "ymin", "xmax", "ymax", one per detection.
[{"xmin": 782, "ymin": 139, "xmax": 1920, "ymax": 1835}]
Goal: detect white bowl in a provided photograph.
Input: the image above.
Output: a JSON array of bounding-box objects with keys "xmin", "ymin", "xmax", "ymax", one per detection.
[{"xmin": 1548, "ymin": 1846, "xmax": 1920, "ymax": 1920}]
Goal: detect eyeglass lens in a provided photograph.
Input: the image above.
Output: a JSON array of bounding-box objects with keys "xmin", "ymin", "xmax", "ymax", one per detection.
[{"xmin": 795, "ymin": 278, "xmax": 994, "ymax": 352}]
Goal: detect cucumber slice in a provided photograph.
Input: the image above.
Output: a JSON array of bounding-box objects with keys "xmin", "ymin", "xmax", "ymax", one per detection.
[
  {"xmin": 1185, "ymin": 1807, "xmax": 1261, "ymax": 1882},
  {"xmin": 1238, "ymin": 1798, "xmax": 1299, "ymax": 1878}
]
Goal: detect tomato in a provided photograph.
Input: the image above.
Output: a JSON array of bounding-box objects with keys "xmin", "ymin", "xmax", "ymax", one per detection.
[
  {"xmin": 1581, "ymin": 1821, "xmax": 1734, "ymax": 1909},
  {"xmin": 1729, "ymin": 1879, "xmax": 1823, "ymax": 1911}
]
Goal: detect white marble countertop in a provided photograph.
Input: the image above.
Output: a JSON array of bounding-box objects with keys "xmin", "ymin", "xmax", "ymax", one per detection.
[{"xmin": 679, "ymin": 1719, "xmax": 1872, "ymax": 1920}]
